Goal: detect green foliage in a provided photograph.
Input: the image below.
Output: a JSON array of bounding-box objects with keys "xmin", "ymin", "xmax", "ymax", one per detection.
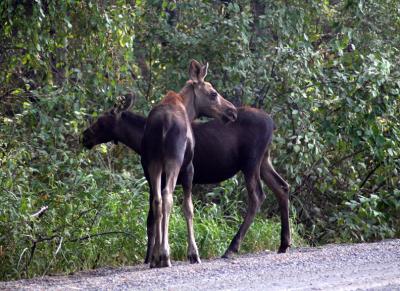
[
  {"xmin": 1, "ymin": 0, "xmax": 400, "ymax": 281},
  {"xmin": 170, "ymin": 200, "xmax": 304, "ymax": 261},
  {"xmin": 0, "ymin": 100, "xmax": 303, "ymax": 279},
  {"xmin": 335, "ymin": 190, "xmax": 400, "ymax": 242},
  {"xmin": 0, "ymin": 90, "xmax": 146, "ymax": 279},
  {"xmin": 170, "ymin": 178, "xmax": 305, "ymax": 260}
]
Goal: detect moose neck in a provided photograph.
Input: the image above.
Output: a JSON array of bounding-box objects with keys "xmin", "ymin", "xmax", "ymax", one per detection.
[
  {"xmin": 113, "ymin": 112, "xmax": 146, "ymax": 155},
  {"xmin": 179, "ymin": 82, "xmax": 198, "ymax": 121}
]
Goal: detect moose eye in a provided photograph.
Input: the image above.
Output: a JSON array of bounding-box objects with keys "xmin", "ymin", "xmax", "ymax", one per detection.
[{"xmin": 210, "ymin": 91, "xmax": 218, "ymax": 100}]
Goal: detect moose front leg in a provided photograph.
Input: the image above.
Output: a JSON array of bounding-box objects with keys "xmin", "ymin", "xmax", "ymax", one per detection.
[{"xmin": 223, "ymin": 172, "xmax": 265, "ymax": 258}]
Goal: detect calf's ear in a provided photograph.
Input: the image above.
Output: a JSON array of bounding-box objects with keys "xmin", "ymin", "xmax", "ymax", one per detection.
[
  {"xmin": 198, "ymin": 62, "xmax": 208, "ymax": 82},
  {"xmin": 112, "ymin": 93, "xmax": 136, "ymax": 114},
  {"xmin": 189, "ymin": 59, "xmax": 202, "ymax": 83},
  {"xmin": 121, "ymin": 93, "xmax": 136, "ymax": 111}
]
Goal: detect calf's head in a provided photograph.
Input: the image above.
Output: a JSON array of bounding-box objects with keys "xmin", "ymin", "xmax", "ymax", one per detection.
[
  {"xmin": 188, "ymin": 60, "xmax": 237, "ymax": 123},
  {"xmin": 82, "ymin": 94, "xmax": 135, "ymax": 149}
]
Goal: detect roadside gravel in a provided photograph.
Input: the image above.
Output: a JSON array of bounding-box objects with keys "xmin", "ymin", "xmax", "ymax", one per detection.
[{"xmin": 1, "ymin": 239, "xmax": 400, "ymax": 290}]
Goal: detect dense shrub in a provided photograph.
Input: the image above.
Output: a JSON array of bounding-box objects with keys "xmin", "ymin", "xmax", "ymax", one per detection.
[{"xmin": 1, "ymin": 0, "xmax": 399, "ymax": 280}]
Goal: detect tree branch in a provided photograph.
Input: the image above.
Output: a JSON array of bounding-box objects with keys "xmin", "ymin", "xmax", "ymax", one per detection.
[
  {"xmin": 68, "ymin": 231, "xmax": 133, "ymax": 242},
  {"xmin": 257, "ymin": 48, "xmax": 278, "ymax": 108},
  {"xmin": 31, "ymin": 206, "xmax": 49, "ymax": 218},
  {"xmin": 359, "ymin": 162, "xmax": 382, "ymax": 189},
  {"xmin": 330, "ymin": 149, "xmax": 366, "ymax": 170}
]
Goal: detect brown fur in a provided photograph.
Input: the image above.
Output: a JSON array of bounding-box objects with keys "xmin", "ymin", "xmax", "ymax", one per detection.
[
  {"xmin": 82, "ymin": 106, "xmax": 290, "ymax": 264},
  {"xmin": 141, "ymin": 60, "xmax": 237, "ymax": 268},
  {"xmin": 162, "ymin": 91, "xmax": 185, "ymax": 105}
]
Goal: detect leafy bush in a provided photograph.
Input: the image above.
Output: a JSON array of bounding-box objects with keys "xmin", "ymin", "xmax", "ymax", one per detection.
[
  {"xmin": 1, "ymin": 0, "xmax": 400, "ymax": 281},
  {"xmin": 0, "ymin": 90, "xmax": 304, "ymax": 280},
  {"xmin": 335, "ymin": 190, "xmax": 400, "ymax": 242}
]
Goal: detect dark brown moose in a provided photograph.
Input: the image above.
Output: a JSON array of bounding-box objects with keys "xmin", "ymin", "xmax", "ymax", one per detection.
[
  {"xmin": 82, "ymin": 96, "xmax": 291, "ymax": 265},
  {"xmin": 141, "ymin": 60, "xmax": 237, "ymax": 268}
]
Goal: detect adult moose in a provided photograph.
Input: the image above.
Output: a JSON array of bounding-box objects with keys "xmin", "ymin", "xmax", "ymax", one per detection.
[
  {"xmin": 141, "ymin": 60, "xmax": 237, "ymax": 268},
  {"xmin": 82, "ymin": 96, "xmax": 291, "ymax": 264}
]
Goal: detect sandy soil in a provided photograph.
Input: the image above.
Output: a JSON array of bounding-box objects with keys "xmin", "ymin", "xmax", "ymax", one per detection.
[{"xmin": 1, "ymin": 239, "xmax": 400, "ymax": 290}]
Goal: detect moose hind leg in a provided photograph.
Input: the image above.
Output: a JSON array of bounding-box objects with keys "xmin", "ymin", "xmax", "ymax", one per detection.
[
  {"xmin": 158, "ymin": 160, "xmax": 181, "ymax": 267},
  {"xmin": 144, "ymin": 187, "xmax": 155, "ymax": 264},
  {"xmin": 181, "ymin": 162, "xmax": 201, "ymax": 264},
  {"xmin": 223, "ymin": 173, "xmax": 265, "ymax": 258},
  {"xmin": 143, "ymin": 162, "xmax": 157, "ymax": 264},
  {"xmin": 148, "ymin": 162, "xmax": 163, "ymax": 268},
  {"xmin": 261, "ymin": 152, "xmax": 291, "ymax": 253}
]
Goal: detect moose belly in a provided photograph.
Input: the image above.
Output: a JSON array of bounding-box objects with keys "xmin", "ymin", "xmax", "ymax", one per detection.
[{"xmin": 190, "ymin": 150, "xmax": 240, "ymax": 184}]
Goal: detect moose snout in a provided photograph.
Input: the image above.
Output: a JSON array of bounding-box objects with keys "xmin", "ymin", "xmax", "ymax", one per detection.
[
  {"xmin": 223, "ymin": 106, "xmax": 237, "ymax": 123},
  {"xmin": 81, "ymin": 131, "xmax": 93, "ymax": 149}
]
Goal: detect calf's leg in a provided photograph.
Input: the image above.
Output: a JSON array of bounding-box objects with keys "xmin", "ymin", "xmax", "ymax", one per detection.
[
  {"xmin": 260, "ymin": 150, "xmax": 291, "ymax": 253},
  {"xmin": 181, "ymin": 162, "xmax": 201, "ymax": 263},
  {"xmin": 144, "ymin": 188, "xmax": 155, "ymax": 264},
  {"xmin": 223, "ymin": 168, "xmax": 265, "ymax": 258},
  {"xmin": 143, "ymin": 163, "xmax": 154, "ymax": 264},
  {"xmin": 147, "ymin": 162, "xmax": 163, "ymax": 268},
  {"xmin": 158, "ymin": 160, "xmax": 181, "ymax": 267}
]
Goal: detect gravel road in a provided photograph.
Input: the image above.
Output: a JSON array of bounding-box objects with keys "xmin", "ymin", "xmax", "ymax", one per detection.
[{"xmin": 2, "ymin": 239, "xmax": 400, "ymax": 290}]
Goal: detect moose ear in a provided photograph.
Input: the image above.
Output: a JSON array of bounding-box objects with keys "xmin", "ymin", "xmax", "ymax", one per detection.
[
  {"xmin": 189, "ymin": 59, "xmax": 202, "ymax": 82},
  {"xmin": 114, "ymin": 93, "xmax": 136, "ymax": 113},
  {"xmin": 121, "ymin": 93, "xmax": 136, "ymax": 111},
  {"xmin": 198, "ymin": 62, "xmax": 208, "ymax": 82},
  {"xmin": 110, "ymin": 107, "xmax": 116, "ymax": 115}
]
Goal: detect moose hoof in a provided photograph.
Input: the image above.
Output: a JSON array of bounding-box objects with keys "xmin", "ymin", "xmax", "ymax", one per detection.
[
  {"xmin": 222, "ymin": 248, "xmax": 239, "ymax": 259},
  {"xmin": 278, "ymin": 243, "xmax": 290, "ymax": 254},
  {"xmin": 221, "ymin": 250, "xmax": 235, "ymax": 259},
  {"xmin": 159, "ymin": 254, "xmax": 172, "ymax": 268},
  {"xmin": 277, "ymin": 247, "xmax": 286, "ymax": 254},
  {"xmin": 150, "ymin": 255, "xmax": 160, "ymax": 268},
  {"xmin": 188, "ymin": 254, "xmax": 201, "ymax": 264},
  {"xmin": 150, "ymin": 254, "xmax": 171, "ymax": 268},
  {"xmin": 277, "ymin": 244, "xmax": 290, "ymax": 254},
  {"xmin": 149, "ymin": 260, "xmax": 158, "ymax": 268},
  {"xmin": 149, "ymin": 261, "xmax": 157, "ymax": 268}
]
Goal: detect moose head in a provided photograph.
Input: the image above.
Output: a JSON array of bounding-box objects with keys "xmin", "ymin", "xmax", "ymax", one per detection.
[{"xmin": 81, "ymin": 93, "xmax": 136, "ymax": 149}]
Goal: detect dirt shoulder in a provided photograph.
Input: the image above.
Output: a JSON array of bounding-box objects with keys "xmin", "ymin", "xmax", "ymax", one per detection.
[{"xmin": 1, "ymin": 239, "xmax": 400, "ymax": 290}]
